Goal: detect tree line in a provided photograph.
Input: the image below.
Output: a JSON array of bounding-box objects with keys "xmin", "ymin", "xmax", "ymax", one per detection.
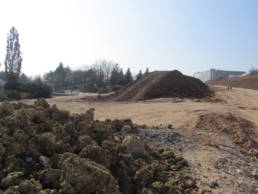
[
  {"xmin": 0, "ymin": 26, "xmax": 150, "ymax": 96},
  {"xmin": 43, "ymin": 61, "xmax": 150, "ymax": 93}
]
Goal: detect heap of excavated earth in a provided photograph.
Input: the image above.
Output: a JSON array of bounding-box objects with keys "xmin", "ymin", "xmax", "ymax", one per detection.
[{"xmin": 0, "ymin": 99, "xmax": 198, "ymax": 194}]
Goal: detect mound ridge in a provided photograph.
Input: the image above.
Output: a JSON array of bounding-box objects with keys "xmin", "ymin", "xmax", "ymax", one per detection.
[{"xmin": 113, "ymin": 70, "xmax": 212, "ymax": 101}]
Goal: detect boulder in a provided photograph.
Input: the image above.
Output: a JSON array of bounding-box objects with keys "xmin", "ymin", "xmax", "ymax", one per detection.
[{"xmin": 58, "ymin": 153, "xmax": 120, "ymax": 194}]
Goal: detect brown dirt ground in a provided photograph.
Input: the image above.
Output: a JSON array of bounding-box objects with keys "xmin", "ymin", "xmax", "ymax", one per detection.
[
  {"xmin": 209, "ymin": 73, "xmax": 258, "ymax": 90},
  {"xmin": 19, "ymin": 85, "xmax": 258, "ymax": 193},
  {"xmin": 21, "ymin": 85, "xmax": 258, "ymax": 128}
]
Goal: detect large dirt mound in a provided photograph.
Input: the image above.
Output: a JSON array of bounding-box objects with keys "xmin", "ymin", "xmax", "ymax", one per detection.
[
  {"xmin": 0, "ymin": 99, "xmax": 197, "ymax": 193},
  {"xmin": 209, "ymin": 73, "xmax": 258, "ymax": 90},
  {"xmin": 112, "ymin": 70, "xmax": 212, "ymax": 101},
  {"xmin": 195, "ymin": 112, "xmax": 258, "ymax": 158}
]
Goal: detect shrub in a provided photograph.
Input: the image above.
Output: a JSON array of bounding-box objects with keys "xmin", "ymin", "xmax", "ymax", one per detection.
[
  {"xmin": 20, "ymin": 82, "xmax": 52, "ymax": 98},
  {"xmin": 5, "ymin": 90, "xmax": 21, "ymax": 100},
  {"xmin": 4, "ymin": 82, "xmax": 21, "ymax": 90},
  {"xmin": 112, "ymin": 85, "xmax": 123, "ymax": 91},
  {"xmin": 80, "ymin": 83, "xmax": 97, "ymax": 93}
]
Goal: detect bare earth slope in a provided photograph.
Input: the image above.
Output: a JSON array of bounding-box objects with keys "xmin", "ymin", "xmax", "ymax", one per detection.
[
  {"xmin": 112, "ymin": 70, "xmax": 212, "ymax": 101},
  {"xmin": 209, "ymin": 73, "xmax": 258, "ymax": 90},
  {"xmin": 113, "ymin": 71, "xmax": 170, "ymax": 101}
]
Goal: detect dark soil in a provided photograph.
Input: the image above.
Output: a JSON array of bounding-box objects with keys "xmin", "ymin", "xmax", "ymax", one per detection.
[
  {"xmin": 112, "ymin": 70, "xmax": 213, "ymax": 101},
  {"xmin": 0, "ymin": 99, "xmax": 198, "ymax": 194}
]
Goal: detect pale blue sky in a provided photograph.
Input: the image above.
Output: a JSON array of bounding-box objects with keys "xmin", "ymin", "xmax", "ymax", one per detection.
[{"xmin": 0, "ymin": 0, "xmax": 257, "ymax": 76}]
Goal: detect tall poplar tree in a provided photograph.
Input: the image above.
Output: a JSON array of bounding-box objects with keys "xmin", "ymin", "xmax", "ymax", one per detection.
[{"xmin": 5, "ymin": 27, "xmax": 22, "ymax": 84}]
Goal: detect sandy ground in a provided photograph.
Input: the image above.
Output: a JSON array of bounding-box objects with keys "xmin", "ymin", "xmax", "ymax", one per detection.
[
  {"xmin": 20, "ymin": 85, "xmax": 258, "ymax": 193},
  {"xmin": 21, "ymin": 85, "xmax": 258, "ymax": 129}
]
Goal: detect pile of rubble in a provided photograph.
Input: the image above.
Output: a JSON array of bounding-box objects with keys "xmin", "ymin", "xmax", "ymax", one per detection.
[{"xmin": 0, "ymin": 99, "xmax": 197, "ymax": 193}]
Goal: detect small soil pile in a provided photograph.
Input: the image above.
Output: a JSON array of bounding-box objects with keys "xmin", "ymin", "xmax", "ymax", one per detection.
[
  {"xmin": 195, "ymin": 112, "xmax": 258, "ymax": 158},
  {"xmin": 0, "ymin": 99, "xmax": 197, "ymax": 193},
  {"xmin": 209, "ymin": 73, "xmax": 258, "ymax": 90},
  {"xmin": 112, "ymin": 70, "xmax": 213, "ymax": 101}
]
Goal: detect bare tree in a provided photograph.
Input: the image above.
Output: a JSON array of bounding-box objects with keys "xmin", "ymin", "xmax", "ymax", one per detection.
[
  {"xmin": 91, "ymin": 61, "xmax": 105, "ymax": 87},
  {"xmin": 110, "ymin": 64, "xmax": 123, "ymax": 85},
  {"xmin": 91, "ymin": 60, "xmax": 119, "ymax": 86},
  {"xmin": 5, "ymin": 27, "xmax": 22, "ymax": 84}
]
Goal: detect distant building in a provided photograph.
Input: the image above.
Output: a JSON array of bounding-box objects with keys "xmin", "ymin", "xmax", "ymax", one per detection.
[
  {"xmin": 193, "ymin": 69, "xmax": 246, "ymax": 82},
  {"xmin": 64, "ymin": 90, "xmax": 79, "ymax": 95}
]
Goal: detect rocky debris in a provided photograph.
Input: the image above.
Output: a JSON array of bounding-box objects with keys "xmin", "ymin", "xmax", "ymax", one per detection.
[
  {"xmin": 139, "ymin": 120, "xmax": 258, "ymax": 193},
  {"xmin": 121, "ymin": 124, "xmax": 138, "ymax": 133},
  {"xmin": 0, "ymin": 99, "xmax": 198, "ymax": 193},
  {"xmin": 195, "ymin": 112, "xmax": 258, "ymax": 158},
  {"xmin": 139, "ymin": 128, "xmax": 197, "ymax": 150}
]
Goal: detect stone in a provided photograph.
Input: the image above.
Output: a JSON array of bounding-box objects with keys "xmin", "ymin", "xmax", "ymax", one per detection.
[
  {"xmin": 39, "ymin": 155, "xmax": 50, "ymax": 167},
  {"xmin": 122, "ymin": 135, "xmax": 148, "ymax": 158},
  {"xmin": 121, "ymin": 125, "xmax": 133, "ymax": 133}
]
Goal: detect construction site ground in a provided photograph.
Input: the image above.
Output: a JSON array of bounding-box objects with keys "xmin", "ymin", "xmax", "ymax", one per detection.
[{"xmin": 20, "ymin": 85, "xmax": 258, "ymax": 193}]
